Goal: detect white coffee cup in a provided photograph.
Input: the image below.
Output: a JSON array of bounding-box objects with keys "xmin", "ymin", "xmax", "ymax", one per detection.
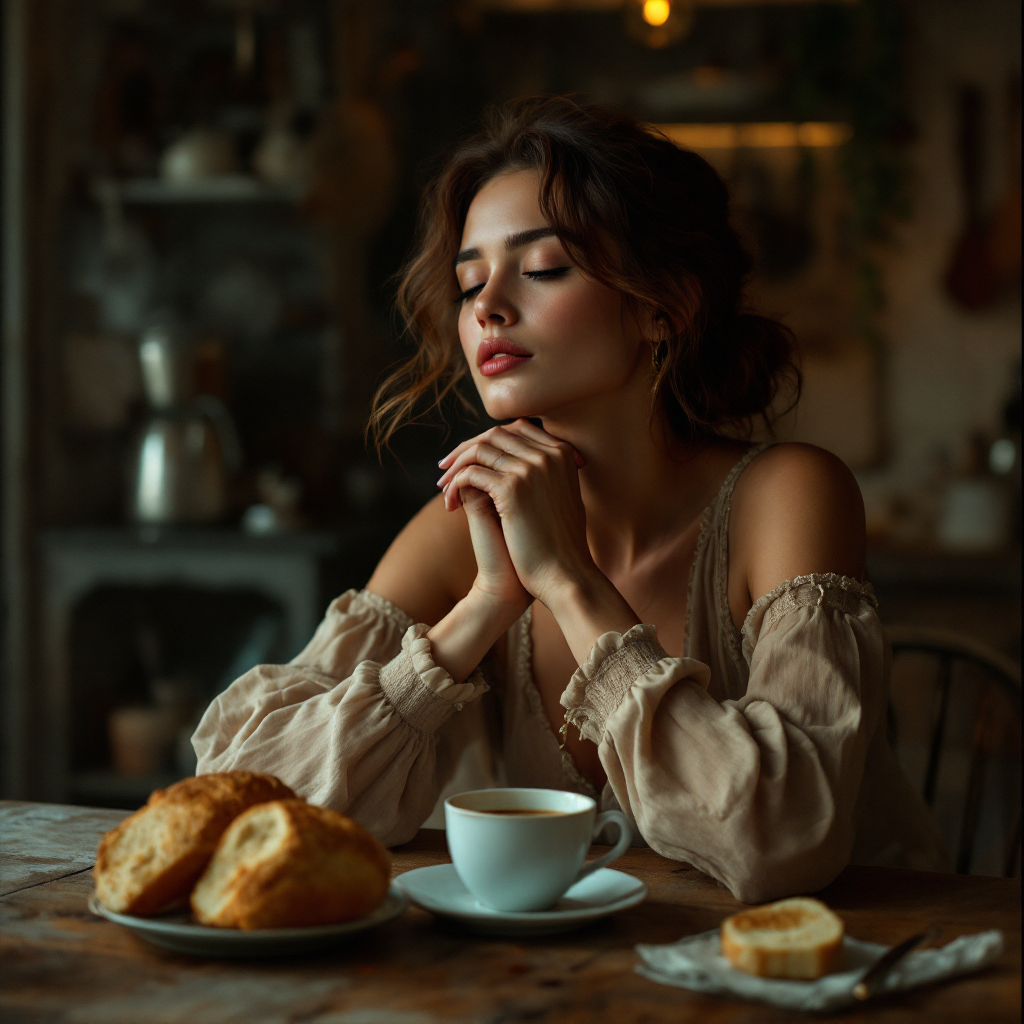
[{"xmin": 444, "ymin": 788, "xmax": 632, "ymax": 912}]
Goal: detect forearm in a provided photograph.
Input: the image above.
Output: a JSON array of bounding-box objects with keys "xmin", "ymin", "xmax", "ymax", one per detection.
[
  {"xmin": 544, "ymin": 571, "xmax": 640, "ymax": 667},
  {"xmin": 427, "ymin": 588, "xmax": 522, "ymax": 683}
]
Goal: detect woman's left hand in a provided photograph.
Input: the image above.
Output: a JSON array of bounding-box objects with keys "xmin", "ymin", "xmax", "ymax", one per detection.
[{"xmin": 437, "ymin": 420, "xmax": 595, "ymax": 606}]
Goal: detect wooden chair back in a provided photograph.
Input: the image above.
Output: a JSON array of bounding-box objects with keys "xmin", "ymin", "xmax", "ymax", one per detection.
[{"xmin": 887, "ymin": 625, "xmax": 1021, "ymax": 877}]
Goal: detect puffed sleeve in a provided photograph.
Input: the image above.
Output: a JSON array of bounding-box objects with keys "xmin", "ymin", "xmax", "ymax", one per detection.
[
  {"xmin": 559, "ymin": 575, "xmax": 892, "ymax": 903},
  {"xmin": 192, "ymin": 589, "xmax": 488, "ymax": 846}
]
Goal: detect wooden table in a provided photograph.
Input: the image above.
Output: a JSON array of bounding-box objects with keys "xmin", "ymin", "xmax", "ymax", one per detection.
[{"xmin": 1, "ymin": 801, "xmax": 1019, "ymax": 1023}]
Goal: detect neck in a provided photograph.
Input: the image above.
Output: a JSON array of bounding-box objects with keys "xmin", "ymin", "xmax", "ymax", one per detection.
[{"xmin": 540, "ymin": 372, "xmax": 731, "ymax": 573}]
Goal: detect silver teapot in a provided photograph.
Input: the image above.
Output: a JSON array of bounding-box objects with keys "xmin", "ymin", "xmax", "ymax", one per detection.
[{"xmin": 130, "ymin": 321, "xmax": 241, "ymax": 524}]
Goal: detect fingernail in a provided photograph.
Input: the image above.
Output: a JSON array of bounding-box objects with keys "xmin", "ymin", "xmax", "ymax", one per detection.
[
  {"xmin": 574, "ymin": 452, "xmax": 586, "ymax": 467},
  {"xmin": 436, "ymin": 476, "xmax": 445, "ymax": 487}
]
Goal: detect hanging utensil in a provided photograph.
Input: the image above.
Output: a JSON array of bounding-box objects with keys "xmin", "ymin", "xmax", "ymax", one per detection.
[
  {"xmin": 987, "ymin": 74, "xmax": 1021, "ymax": 292},
  {"xmin": 945, "ymin": 85, "xmax": 999, "ymax": 309}
]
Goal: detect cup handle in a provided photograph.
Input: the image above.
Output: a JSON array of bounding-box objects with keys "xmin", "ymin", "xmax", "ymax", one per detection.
[{"xmin": 574, "ymin": 810, "xmax": 632, "ymax": 882}]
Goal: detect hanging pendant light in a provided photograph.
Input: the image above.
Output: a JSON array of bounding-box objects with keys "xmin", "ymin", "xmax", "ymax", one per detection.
[{"xmin": 624, "ymin": 0, "xmax": 694, "ymax": 49}]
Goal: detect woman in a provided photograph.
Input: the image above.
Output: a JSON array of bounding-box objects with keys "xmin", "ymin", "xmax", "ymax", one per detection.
[{"xmin": 195, "ymin": 97, "xmax": 946, "ymax": 902}]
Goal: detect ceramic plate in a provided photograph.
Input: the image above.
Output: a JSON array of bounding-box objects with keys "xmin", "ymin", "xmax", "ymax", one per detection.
[
  {"xmin": 87, "ymin": 886, "xmax": 409, "ymax": 958},
  {"xmin": 393, "ymin": 864, "xmax": 646, "ymax": 937}
]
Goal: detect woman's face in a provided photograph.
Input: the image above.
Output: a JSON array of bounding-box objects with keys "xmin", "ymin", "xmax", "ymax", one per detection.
[{"xmin": 455, "ymin": 169, "xmax": 644, "ymax": 422}]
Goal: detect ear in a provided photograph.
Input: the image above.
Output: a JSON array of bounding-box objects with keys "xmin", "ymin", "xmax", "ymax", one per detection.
[
  {"xmin": 645, "ymin": 308, "xmax": 670, "ymax": 346},
  {"xmin": 627, "ymin": 303, "xmax": 661, "ymax": 347}
]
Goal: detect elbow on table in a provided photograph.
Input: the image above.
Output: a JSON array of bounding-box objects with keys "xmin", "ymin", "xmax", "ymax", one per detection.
[{"xmin": 725, "ymin": 834, "xmax": 854, "ymax": 905}]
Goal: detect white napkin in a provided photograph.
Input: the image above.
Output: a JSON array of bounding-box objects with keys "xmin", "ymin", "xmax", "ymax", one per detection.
[{"xmin": 635, "ymin": 929, "xmax": 1004, "ymax": 1012}]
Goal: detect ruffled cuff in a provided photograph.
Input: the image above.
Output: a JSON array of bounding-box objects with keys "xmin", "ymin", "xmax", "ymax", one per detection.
[
  {"xmin": 559, "ymin": 624, "xmax": 667, "ymax": 743},
  {"xmin": 378, "ymin": 624, "xmax": 488, "ymax": 733}
]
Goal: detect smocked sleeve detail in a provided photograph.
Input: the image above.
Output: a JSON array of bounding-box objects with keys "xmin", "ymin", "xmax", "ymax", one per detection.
[
  {"xmin": 740, "ymin": 573, "xmax": 878, "ymax": 663},
  {"xmin": 192, "ymin": 589, "xmax": 490, "ymax": 846},
  {"xmin": 379, "ymin": 624, "xmax": 488, "ymax": 733},
  {"xmin": 559, "ymin": 624, "xmax": 671, "ymax": 743}
]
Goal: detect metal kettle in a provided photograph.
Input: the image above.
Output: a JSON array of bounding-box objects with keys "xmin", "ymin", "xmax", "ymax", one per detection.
[{"xmin": 130, "ymin": 322, "xmax": 241, "ymax": 524}]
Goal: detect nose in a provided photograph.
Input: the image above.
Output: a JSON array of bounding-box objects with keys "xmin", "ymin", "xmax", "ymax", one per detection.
[{"xmin": 473, "ymin": 275, "xmax": 519, "ymax": 329}]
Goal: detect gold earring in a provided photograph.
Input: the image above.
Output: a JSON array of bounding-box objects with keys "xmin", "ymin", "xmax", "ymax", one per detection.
[{"xmin": 651, "ymin": 338, "xmax": 666, "ymax": 374}]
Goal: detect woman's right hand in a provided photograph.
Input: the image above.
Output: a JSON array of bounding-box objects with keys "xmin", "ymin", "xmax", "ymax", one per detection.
[
  {"xmin": 458, "ymin": 484, "xmax": 532, "ymax": 620},
  {"xmin": 425, "ymin": 484, "xmax": 530, "ymax": 684}
]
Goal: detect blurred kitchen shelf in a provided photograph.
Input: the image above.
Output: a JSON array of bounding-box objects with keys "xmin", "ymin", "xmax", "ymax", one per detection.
[
  {"xmin": 866, "ymin": 545, "xmax": 1021, "ymax": 592},
  {"xmin": 96, "ymin": 176, "xmax": 304, "ymax": 205},
  {"xmin": 43, "ymin": 525, "xmax": 348, "ymax": 555},
  {"xmin": 70, "ymin": 770, "xmax": 185, "ymax": 809}
]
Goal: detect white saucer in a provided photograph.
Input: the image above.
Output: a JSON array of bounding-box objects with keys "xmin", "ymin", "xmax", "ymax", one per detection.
[
  {"xmin": 87, "ymin": 886, "xmax": 409, "ymax": 958},
  {"xmin": 393, "ymin": 864, "xmax": 646, "ymax": 937}
]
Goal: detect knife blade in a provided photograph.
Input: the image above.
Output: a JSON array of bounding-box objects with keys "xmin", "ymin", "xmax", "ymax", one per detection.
[{"xmin": 853, "ymin": 926, "xmax": 940, "ymax": 1000}]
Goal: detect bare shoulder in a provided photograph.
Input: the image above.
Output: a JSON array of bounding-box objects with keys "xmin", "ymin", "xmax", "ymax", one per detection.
[
  {"xmin": 730, "ymin": 442, "xmax": 866, "ymax": 603},
  {"xmin": 366, "ymin": 493, "xmax": 477, "ymax": 626}
]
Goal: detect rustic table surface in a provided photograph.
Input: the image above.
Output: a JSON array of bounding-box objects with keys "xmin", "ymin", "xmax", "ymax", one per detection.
[{"xmin": 1, "ymin": 800, "xmax": 1019, "ymax": 1023}]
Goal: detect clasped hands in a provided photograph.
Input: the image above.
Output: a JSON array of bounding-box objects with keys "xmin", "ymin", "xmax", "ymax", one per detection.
[
  {"xmin": 436, "ymin": 418, "xmax": 595, "ymax": 624},
  {"xmin": 431, "ymin": 418, "xmax": 640, "ymax": 680}
]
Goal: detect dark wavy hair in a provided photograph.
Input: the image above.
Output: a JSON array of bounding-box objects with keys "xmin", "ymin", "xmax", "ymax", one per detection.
[{"xmin": 368, "ymin": 96, "xmax": 799, "ymax": 450}]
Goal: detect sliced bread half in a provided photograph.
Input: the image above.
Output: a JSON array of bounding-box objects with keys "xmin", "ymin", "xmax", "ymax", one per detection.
[
  {"xmin": 94, "ymin": 771, "xmax": 295, "ymax": 915},
  {"xmin": 721, "ymin": 897, "xmax": 845, "ymax": 979},
  {"xmin": 191, "ymin": 800, "xmax": 390, "ymax": 930}
]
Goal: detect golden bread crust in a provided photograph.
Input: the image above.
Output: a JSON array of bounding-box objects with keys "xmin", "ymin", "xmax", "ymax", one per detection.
[
  {"xmin": 191, "ymin": 800, "xmax": 391, "ymax": 930},
  {"xmin": 720, "ymin": 897, "xmax": 845, "ymax": 980},
  {"xmin": 94, "ymin": 772, "xmax": 296, "ymax": 915}
]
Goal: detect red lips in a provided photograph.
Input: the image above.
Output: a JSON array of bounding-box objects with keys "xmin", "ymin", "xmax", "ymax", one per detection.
[{"xmin": 477, "ymin": 338, "xmax": 533, "ymax": 377}]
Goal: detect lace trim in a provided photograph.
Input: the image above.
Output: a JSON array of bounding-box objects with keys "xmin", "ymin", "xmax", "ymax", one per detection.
[
  {"xmin": 682, "ymin": 443, "xmax": 773, "ymax": 661},
  {"xmin": 682, "ymin": 496, "xmax": 717, "ymax": 661},
  {"xmin": 519, "ymin": 605, "xmax": 598, "ymax": 799},
  {"xmin": 358, "ymin": 589, "xmax": 415, "ymax": 632},
  {"xmin": 713, "ymin": 443, "xmax": 774, "ymax": 665}
]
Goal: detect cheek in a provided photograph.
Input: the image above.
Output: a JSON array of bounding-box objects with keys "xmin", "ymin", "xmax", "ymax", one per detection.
[
  {"xmin": 535, "ymin": 283, "xmax": 634, "ymax": 369},
  {"xmin": 457, "ymin": 307, "xmax": 474, "ymax": 359}
]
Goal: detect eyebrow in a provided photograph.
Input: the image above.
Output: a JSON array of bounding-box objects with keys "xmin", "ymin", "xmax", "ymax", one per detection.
[{"xmin": 454, "ymin": 227, "xmax": 559, "ymax": 267}]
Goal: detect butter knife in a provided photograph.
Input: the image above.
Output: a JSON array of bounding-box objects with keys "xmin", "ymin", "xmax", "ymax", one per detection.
[{"xmin": 853, "ymin": 926, "xmax": 940, "ymax": 1001}]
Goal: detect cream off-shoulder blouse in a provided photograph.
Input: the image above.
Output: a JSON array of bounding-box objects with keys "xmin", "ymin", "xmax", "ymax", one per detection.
[{"xmin": 193, "ymin": 443, "xmax": 948, "ymax": 903}]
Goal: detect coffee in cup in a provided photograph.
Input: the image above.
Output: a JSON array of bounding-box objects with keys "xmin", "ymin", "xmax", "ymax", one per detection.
[{"xmin": 444, "ymin": 788, "xmax": 632, "ymax": 912}]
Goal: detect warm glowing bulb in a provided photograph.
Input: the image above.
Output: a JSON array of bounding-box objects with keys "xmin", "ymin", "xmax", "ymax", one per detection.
[{"xmin": 642, "ymin": 0, "xmax": 671, "ymax": 27}]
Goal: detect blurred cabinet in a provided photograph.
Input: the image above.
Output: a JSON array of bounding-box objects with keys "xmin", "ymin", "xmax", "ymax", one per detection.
[{"xmin": 39, "ymin": 525, "xmax": 386, "ymax": 805}]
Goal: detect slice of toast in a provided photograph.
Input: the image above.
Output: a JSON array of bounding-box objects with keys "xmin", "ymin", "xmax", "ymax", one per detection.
[{"xmin": 721, "ymin": 897, "xmax": 845, "ymax": 980}]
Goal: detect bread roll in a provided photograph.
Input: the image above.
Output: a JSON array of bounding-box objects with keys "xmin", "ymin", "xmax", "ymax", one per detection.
[
  {"xmin": 191, "ymin": 800, "xmax": 391, "ymax": 930},
  {"xmin": 94, "ymin": 772, "xmax": 296, "ymax": 915},
  {"xmin": 720, "ymin": 897, "xmax": 845, "ymax": 980}
]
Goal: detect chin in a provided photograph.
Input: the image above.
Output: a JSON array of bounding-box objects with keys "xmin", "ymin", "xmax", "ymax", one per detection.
[
  {"xmin": 475, "ymin": 378, "xmax": 545, "ymax": 422},
  {"xmin": 481, "ymin": 397, "xmax": 542, "ymax": 422},
  {"xmin": 477, "ymin": 378, "xmax": 613, "ymax": 424}
]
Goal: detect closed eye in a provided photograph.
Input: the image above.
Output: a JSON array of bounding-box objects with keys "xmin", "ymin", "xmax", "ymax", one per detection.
[
  {"xmin": 455, "ymin": 266, "xmax": 572, "ymax": 304},
  {"xmin": 524, "ymin": 267, "xmax": 572, "ymax": 280}
]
